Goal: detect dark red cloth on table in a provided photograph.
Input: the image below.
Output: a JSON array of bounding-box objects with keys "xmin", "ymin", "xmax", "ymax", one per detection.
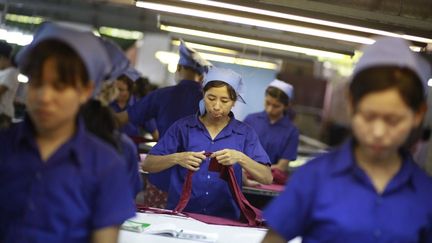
[
  {"xmin": 174, "ymin": 152, "xmax": 263, "ymax": 227},
  {"xmin": 271, "ymin": 168, "xmax": 289, "ymax": 185}
]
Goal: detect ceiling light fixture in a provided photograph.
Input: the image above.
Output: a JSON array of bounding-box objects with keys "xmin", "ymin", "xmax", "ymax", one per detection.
[
  {"xmin": 155, "ymin": 50, "xmax": 278, "ymax": 71},
  {"xmin": 161, "ymin": 25, "xmax": 348, "ymax": 59},
  {"xmin": 171, "ymin": 40, "xmax": 238, "ymax": 55},
  {"xmin": 136, "ymin": 1, "xmax": 375, "ymax": 45},
  {"xmin": 178, "ymin": 0, "xmax": 432, "ymax": 44},
  {"xmin": 99, "ymin": 26, "xmax": 144, "ymax": 40}
]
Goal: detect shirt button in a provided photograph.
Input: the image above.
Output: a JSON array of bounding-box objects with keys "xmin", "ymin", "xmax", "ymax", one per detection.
[
  {"xmin": 207, "ymin": 175, "xmax": 211, "ymax": 179},
  {"xmin": 374, "ymin": 229, "xmax": 381, "ymax": 237},
  {"xmin": 35, "ymin": 172, "xmax": 42, "ymax": 180},
  {"xmin": 203, "ymin": 208, "xmax": 206, "ymax": 212},
  {"xmin": 205, "ymin": 192, "xmax": 209, "ymax": 195},
  {"xmin": 211, "ymin": 141, "xmax": 214, "ymax": 144}
]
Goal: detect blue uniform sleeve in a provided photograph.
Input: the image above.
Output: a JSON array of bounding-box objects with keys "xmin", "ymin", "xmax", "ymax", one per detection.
[
  {"xmin": 263, "ymin": 163, "xmax": 316, "ymax": 240},
  {"xmin": 120, "ymin": 134, "xmax": 142, "ymax": 197},
  {"xmin": 243, "ymin": 126, "xmax": 270, "ymax": 165},
  {"xmin": 91, "ymin": 153, "xmax": 136, "ymax": 229},
  {"xmin": 149, "ymin": 121, "xmax": 183, "ymax": 155},
  {"xmin": 281, "ymin": 126, "xmax": 300, "ymax": 161},
  {"xmin": 143, "ymin": 119, "xmax": 157, "ymax": 133},
  {"xmin": 127, "ymin": 91, "xmax": 158, "ymax": 128},
  {"xmin": 243, "ymin": 114, "xmax": 252, "ymax": 124}
]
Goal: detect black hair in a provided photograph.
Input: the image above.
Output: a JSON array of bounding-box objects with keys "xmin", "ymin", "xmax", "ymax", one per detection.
[
  {"xmin": 81, "ymin": 99, "xmax": 119, "ymax": 150},
  {"xmin": 21, "ymin": 39, "xmax": 89, "ymax": 88},
  {"xmin": 117, "ymin": 74, "xmax": 134, "ymax": 94},
  {"xmin": 203, "ymin": 80, "xmax": 237, "ymax": 101},
  {"xmin": 133, "ymin": 77, "xmax": 152, "ymax": 99},
  {"xmin": 265, "ymin": 86, "xmax": 290, "ymax": 106},
  {"xmin": 350, "ymin": 66, "xmax": 425, "ymax": 112}
]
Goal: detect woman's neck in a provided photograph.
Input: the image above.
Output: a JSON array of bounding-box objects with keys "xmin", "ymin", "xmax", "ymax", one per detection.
[
  {"xmin": 268, "ymin": 113, "xmax": 283, "ymax": 124},
  {"xmin": 35, "ymin": 121, "xmax": 76, "ymax": 161},
  {"xmin": 200, "ymin": 114, "xmax": 231, "ymax": 140},
  {"xmin": 117, "ymin": 99, "xmax": 128, "ymax": 109},
  {"xmin": 354, "ymin": 145, "xmax": 402, "ymax": 194}
]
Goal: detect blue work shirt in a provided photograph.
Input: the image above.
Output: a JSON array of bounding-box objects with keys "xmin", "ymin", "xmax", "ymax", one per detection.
[
  {"xmin": 263, "ymin": 140, "xmax": 432, "ymax": 243},
  {"xmin": 149, "ymin": 114, "xmax": 270, "ymax": 220},
  {"xmin": 0, "ymin": 117, "xmax": 136, "ymax": 242},
  {"xmin": 110, "ymin": 96, "xmax": 156, "ymax": 137},
  {"xmin": 244, "ymin": 111, "xmax": 299, "ymax": 163},
  {"xmin": 128, "ymin": 79, "xmax": 203, "ymax": 191},
  {"xmin": 119, "ymin": 133, "xmax": 142, "ymax": 197}
]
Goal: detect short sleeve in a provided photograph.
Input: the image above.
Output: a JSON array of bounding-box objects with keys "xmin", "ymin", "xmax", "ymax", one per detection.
[
  {"xmin": 149, "ymin": 121, "xmax": 182, "ymax": 155},
  {"xmin": 91, "ymin": 155, "xmax": 136, "ymax": 229},
  {"xmin": 243, "ymin": 114, "xmax": 253, "ymax": 124},
  {"xmin": 127, "ymin": 91, "xmax": 158, "ymax": 127},
  {"xmin": 263, "ymin": 164, "xmax": 316, "ymax": 240},
  {"xmin": 281, "ymin": 127, "xmax": 300, "ymax": 161},
  {"xmin": 143, "ymin": 119, "xmax": 157, "ymax": 133},
  {"xmin": 243, "ymin": 126, "xmax": 270, "ymax": 165}
]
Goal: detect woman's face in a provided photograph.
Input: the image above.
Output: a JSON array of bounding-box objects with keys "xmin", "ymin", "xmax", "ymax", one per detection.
[
  {"xmin": 115, "ymin": 80, "xmax": 129, "ymax": 103},
  {"xmin": 204, "ymin": 85, "xmax": 235, "ymax": 120},
  {"xmin": 264, "ymin": 95, "xmax": 286, "ymax": 119},
  {"xmin": 26, "ymin": 57, "xmax": 92, "ymax": 134},
  {"xmin": 351, "ymin": 88, "xmax": 423, "ymax": 160}
]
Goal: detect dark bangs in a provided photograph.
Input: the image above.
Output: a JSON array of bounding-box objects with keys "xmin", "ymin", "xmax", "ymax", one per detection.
[
  {"xmin": 203, "ymin": 80, "xmax": 237, "ymax": 101},
  {"xmin": 350, "ymin": 66, "xmax": 425, "ymax": 112},
  {"xmin": 21, "ymin": 39, "xmax": 89, "ymax": 87}
]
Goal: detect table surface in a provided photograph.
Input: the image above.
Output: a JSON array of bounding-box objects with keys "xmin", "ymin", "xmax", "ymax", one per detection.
[{"xmin": 119, "ymin": 212, "xmax": 268, "ymax": 243}]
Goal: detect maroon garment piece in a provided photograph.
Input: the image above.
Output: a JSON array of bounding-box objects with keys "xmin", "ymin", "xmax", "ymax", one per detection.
[
  {"xmin": 174, "ymin": 152, "xmax": 263, "ymax": 227},
  {"xmin": 271, "ymin": 168, "xmax": 289, "ymax": 185}
]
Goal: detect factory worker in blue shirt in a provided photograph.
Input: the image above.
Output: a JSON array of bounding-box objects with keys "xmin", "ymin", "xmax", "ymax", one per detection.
[
  {"xmin": 99, "ymin": 38, "xmax": 158, "ymax": 140},
  {"xmin": 116, "ymin": 40, "xmax": 212, "ymax": 191},
  {"xmin": 142, "ymin": 67, "xmax": 273, "ymax": 220},
  {"xmin": 110, "ymin": 67, "xmax": 158, "ymax": 139},
  {"xmin": 0, "ymin": 22, "xmax": 136, "ymax": 243},
  {"xmin": 244, "ymin": 79, "xmax": 299, "ymax": 173},
  {"xmin": 262, "ymin": 37, "xmax": 432, "ymax": 243}
]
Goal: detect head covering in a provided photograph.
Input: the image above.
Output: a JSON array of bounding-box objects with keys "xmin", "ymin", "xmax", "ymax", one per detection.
[
  {"xmin": 178, "ymin": 40, "xmax": 212, "ymax": 75},
  {"xmin": 268, "ymin": 79, "xmax": 294, "ymax": 99},
  {"xmin": 123, "ymin": 66, "xmax": 141, "ymax": 82},
  {"xmin": 99, "ymin": 37, "xmax": 130, "ymax": 81},
  {"xmin": 352, "ymin": 36, "xmax": 430, "ymax": 96},
  {"xmin": 199, "ymin": 67, "xmax": 245, "ymax": 115},
  {"xmin": 15, "ymin": 22, "xmax": 111, "ymax": 86},
  {"xmin": 0, "ymin": 41, "xmax": 12, "ymax": 58}
]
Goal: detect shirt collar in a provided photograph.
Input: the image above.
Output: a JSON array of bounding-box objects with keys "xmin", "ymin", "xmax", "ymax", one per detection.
[
  {"xmin": 178, "ymin": 79, "xmax": 201, "ymax": 87},
  {"xmin": 257, "ymin": 111, "xmax": 292, "ymax": 127},
  {"xmin": 187, "ymin": 112, "xmax": 245, "ymax": 136},
  {"xmin": 330, "ymin": 140, "xmax": 356, "ymax": 175},
  {"xmin": 331, "ymin": 139, "xmax": 416, "ymax": 191},
  {"xmin": 15, "ymin": 115, "xmax": 87, "ymax": 166}
]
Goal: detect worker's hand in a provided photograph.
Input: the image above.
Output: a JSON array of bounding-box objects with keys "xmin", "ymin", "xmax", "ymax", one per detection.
[
  {"xmin": 175, "ymin": 151, "xmax": 206, "ymax": 171},
  {"xmin": 211, "ymin": 149, "xmax": 245, "ymax": 166}
]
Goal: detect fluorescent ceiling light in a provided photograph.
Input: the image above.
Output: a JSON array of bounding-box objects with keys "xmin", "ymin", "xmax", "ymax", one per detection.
[
  {"xmin": 6, "ymin": 14, "xmax": 44, "ymax": 25},
  {"xmin": 99, "ymin": 26, "xmax": 144, "ymax": 40},
  {"xmin": 171, "ymin": 40, "xmax": 238, "ymax": 55},
  {"xmin": 179, "ymin": 0, "xmax": 432, "ymax": 44},
  {"xmin": 0, "ymin": 28, "xmax": 33, "ymax": 46},
  {"xmin": 136, "ymin": 1, "xmax": 375, "ymax": 45},
  {"xmin": 155, "ymin": 50, "xmax": 278, "ymax": 71},
  {"xmin": 161, "ymin": 25, "xmax": 348, "ymax": 59}
]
